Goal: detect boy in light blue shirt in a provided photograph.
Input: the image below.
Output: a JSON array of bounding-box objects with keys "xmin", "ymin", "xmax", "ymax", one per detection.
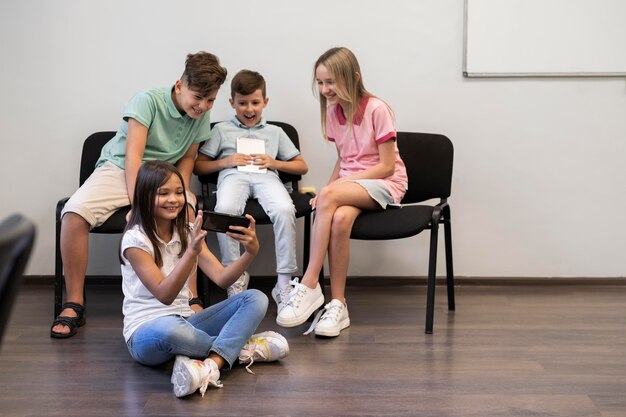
[{"xmin": 194, "ymin": 70, "xmax": 308, "ymax": 311}]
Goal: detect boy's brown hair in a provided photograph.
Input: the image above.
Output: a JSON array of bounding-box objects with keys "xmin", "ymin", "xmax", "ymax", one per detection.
[
  {"xmin": 182, "ymin": 52, "xmax": 227, "ymax": 95},
  {"xmin": 230, "ymin": 70, "xmax": 266, "ymax": 99}
]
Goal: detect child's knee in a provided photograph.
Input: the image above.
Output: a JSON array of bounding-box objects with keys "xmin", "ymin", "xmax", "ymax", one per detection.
[
  {"xmin": 245, "ymin": 289, "xmax": 269, "ymax": 313},
  {"xmin": 316, "ymin": 185, "xmax": 339, "ymax": 209},
  {"xmin": 331, "ymin": 210, "xmax": 355, "ymax": 235},
  {"xmin": 214, "ymin": 201, "xmax": 245, "ymax": 215},
  {"xmin": 272, "ymin": 201, "xmax": 296, "ymax": 218}
]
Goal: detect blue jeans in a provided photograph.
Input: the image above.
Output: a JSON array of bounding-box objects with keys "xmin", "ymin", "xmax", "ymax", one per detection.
[
  {"xmin": 126, "ymin": 289, "xmax": 268, "ymax": 368},
  {"xmin": 215, "ymin": 172, "xmax": 297, "ymax": 274}
]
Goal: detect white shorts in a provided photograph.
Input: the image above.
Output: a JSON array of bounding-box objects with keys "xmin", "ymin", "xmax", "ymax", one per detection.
[{"xmin": 350, "ymin": 179, "xmax": 394, "ymax": 209}]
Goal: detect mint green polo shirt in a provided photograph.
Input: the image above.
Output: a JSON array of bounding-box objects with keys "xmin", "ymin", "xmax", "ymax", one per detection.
[{"xmin": 96, "ymin": 86, "xmax": 212, "ymax": 169}]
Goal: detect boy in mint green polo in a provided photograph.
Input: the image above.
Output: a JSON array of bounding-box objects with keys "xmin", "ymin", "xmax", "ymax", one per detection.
[{"xmin": 51, "ymin": 52, "xmax": 227, "ymax": 339}]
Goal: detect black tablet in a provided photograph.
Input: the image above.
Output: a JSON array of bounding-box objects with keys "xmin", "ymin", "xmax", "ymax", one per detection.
[{"xmin": 201, "ymin": 211, "xmax": 249, "ymax": 234}]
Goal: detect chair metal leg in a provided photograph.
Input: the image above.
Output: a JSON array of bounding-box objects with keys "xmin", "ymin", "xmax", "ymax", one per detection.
[
  {"xmin": 54, "ymin": 205, "xmax": 64, "ymax": 318},
  {"xmin": 443, "ymin": 206, "xmax": 455, "ymax": 311},
  {"xmin": 425, "ymin": 223, "xmax": 439, "ymax": 334}
]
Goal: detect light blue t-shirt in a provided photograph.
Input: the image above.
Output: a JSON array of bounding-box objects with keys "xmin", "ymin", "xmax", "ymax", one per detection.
[
  {"xmin": 97, "ymin": 86, "xmax": 212, "ymax": 169},
  {"xmin": 198, "ymin": 117, "xmax": 300, "ymax": 180}
]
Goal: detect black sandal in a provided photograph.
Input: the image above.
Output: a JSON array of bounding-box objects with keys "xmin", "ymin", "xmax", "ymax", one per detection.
[{"xmin": 50, "ymin": 302, "xmax": 86, "ymax": 339}]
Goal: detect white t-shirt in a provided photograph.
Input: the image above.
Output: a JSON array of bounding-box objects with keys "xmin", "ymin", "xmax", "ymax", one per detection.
[{"xmin": 121, "ymin": 225, "xmax": 194, "ymax": 342}]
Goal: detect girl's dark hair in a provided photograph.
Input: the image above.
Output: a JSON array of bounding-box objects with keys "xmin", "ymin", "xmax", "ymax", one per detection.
[{"xmin": 120, "ymin": 161, "xmax": 189, "ymax": 268}]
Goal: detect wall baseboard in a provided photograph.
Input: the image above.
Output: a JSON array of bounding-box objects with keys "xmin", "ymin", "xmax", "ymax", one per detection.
[{"xmin": 24, "ymin": 275, "xmax": 626, "ymax": 286}]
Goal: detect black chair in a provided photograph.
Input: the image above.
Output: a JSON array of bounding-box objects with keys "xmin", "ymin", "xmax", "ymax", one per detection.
[
  {"xmin": 350, "ymin": 132, "xmax": 455, "ymax": 334},
  {"xmin": 0, "ymin": 214, "xmax": 36, "ymax": 345},
  {"xmin": 54, "ymin": 131, "xmax": 129, "ymax": 317},
  {"xmin": 196, "ymin": 121, "xmax": 317, "ymax": 294}
]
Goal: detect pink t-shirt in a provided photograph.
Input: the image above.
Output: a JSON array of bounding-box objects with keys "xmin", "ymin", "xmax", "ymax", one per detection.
[{"xmin": 327, "ymin": 97, "xmax": 408, "ymax": 203}]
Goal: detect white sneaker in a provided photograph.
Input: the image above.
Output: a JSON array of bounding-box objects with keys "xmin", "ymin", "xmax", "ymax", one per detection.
[
  {"xmin": 227, "ymin": 271, "xmax": 250, "ymax": 298},
  {"xmin": 307, "ymin": 299, "xmax": 350, "ymax": 337},
  {"xmin": 171, "ymin": 355, "xmax": 223, "ymax": 398},
  {"xmin": 276, "ymin": 281, "xmax": 324, "ymax": 327},
  {"xmin": 238, "ymin": 331, "xmax": 289, "ymax": 374},
  {"xmin": 271, "ymin": 283, "xmax": 294, "ymax": 311}
]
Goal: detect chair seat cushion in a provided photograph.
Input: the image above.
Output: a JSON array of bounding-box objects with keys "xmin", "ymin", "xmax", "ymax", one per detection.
[
  {"xmin": 290, "ymin": 192, "xmax": 314, "ymax": 218},
  {"xmin": 350, "ymin": 205, "xmax": 434, "ymax": 240}
]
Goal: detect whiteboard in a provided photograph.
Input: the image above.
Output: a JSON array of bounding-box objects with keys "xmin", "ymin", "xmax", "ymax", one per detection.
[{"xmin": 463, "ymin": 0, "xmax": 626, "ymax": 77}]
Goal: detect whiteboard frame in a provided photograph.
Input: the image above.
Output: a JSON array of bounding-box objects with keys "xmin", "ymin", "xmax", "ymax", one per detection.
[{"xmin": 462, "ymin": 0, "xmax": 626, "ymax": 78}]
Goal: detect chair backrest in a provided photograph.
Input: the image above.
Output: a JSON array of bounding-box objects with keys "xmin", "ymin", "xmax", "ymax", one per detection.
[
  {"xmin": 264, "ymin": 121, "xmax": 302, "ymax": 186},
  {"xmin": 0, "ymin": 214, "xmax": 36, "ymax": 345},
  {"xmin": 197, "ymin": 121, "xmax": 303, "ymax": 190},
  {"xmin": 79, "ymin": 131, "xmax": 117, "ymax": 186},
  {"xmin": 397, "ymin": 132, "xmax": 454, "ymax": 204}
]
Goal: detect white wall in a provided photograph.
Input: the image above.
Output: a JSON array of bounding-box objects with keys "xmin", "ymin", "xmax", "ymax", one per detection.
[{"xmin": 1, "ymin": 0, "xmax": 625, "ymax": 278}]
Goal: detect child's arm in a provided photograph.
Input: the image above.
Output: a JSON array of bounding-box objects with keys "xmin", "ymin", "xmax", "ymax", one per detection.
[
  {"xmin": 193, "ymin": 153, "xmax": 221, "ymax": 175},
  {"xmin": 124, "ymin": 216, "xmax": 207, "ymax": 305},
  {"xmin": 250, "ymin": 154, "xmax": 308, "ymax": 175},
  {"xmin": 197, "ymin": 214, "xmax": 259, "ymax": 289},
  {"xmin": 124, "ymin": 119, "xmax": 149, "ymax": 204},
  {"xmin": 337, "ymin": 140, "xmax": 396, "ymax": 182},
  {"xmin": 176, "ymin": 143, "xmax": 200, "ymax": 194},
  {"xmin": 194, "ymin": 152, "xmax": 253, "ymax": 175},
  {"xmin": 328, "ymin": 152, "xmax": 342, "ymax": 184}
]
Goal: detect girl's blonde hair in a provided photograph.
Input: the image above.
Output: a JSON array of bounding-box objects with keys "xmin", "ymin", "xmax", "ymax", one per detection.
[{"xmin": 313, "ymin": 47, "xmax": 372, "ymax": 139}]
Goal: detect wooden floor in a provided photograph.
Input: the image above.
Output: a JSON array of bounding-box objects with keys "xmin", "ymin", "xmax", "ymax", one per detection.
[{"xmin": 1, "ymin": 280, "xmax": 626, "ymax": 417}]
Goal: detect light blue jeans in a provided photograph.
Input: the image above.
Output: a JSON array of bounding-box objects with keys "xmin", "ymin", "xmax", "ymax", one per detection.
[
  {"xmin": 215, "ymin": 172, "xmax": 297, "ymax": 274},
  {"xmin": 126, "ymin": 289, "xmax": 268, "ymax": 368}
]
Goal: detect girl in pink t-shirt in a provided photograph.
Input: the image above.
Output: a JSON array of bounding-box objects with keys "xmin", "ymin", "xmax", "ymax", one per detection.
[{"xmin": 276, "ymin": 47, "xmax": 407, "ymax": 337}]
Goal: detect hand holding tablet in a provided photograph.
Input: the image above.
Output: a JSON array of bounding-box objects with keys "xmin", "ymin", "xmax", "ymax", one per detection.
[{"xmin": 201, "ymin": 211, "xmax": 250, "ymax": 234}]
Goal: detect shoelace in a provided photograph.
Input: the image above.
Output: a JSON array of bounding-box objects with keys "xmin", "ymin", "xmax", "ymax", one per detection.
[
  {"xmin": 228, "ymin": 275, "xmax": 248, "ymax": 296},
  {"xmin": 229, "ymin": 281, "xmax": 245, "ymax": 293},
  {"xmin": 283, "ymin": 279, "xmax": 307, "ymax": 309},
  {"xmin": 276, "ymin": 286, "xmax": 294, "ymax": 312},
  {"xmin": 198, "ymin": 362, "xmax": 223, "ymax": 396},
  {"xmin": 303, "ymin": 301, "xmax": 343, "ymax": 336},
  {"xmin": 239, "ymin": 338, "xmax": 270, "ymax": 374}
]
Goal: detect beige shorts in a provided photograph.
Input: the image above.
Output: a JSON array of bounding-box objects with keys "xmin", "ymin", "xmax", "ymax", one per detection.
[
  {"xmin": 62, "ymin": 161, "xmax": 197, "ymax": 229},
  {"xmin": 62, "ymin": 162, "xmax": 131, "ymax": 229}
]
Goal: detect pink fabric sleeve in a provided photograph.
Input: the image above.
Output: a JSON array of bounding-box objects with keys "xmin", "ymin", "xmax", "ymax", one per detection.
[{"xmin": 372, "ymin": 104, "xmax": 396, "ymax": 144}]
